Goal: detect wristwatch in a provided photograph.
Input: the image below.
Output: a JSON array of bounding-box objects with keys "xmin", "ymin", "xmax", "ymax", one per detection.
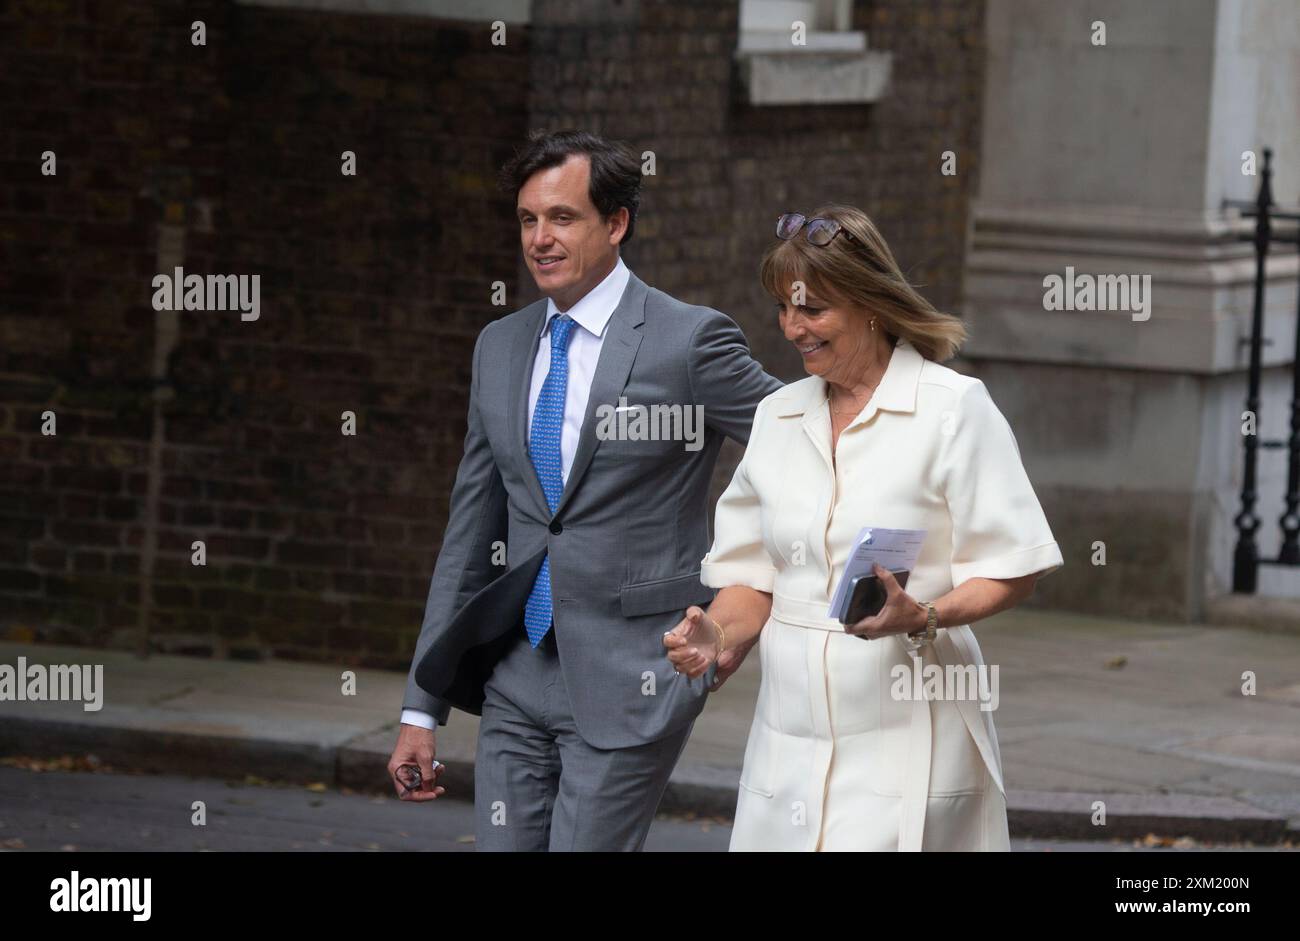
[{"xmin": 902, "ymin": 602, "xmax": 938, "ymax": 652}]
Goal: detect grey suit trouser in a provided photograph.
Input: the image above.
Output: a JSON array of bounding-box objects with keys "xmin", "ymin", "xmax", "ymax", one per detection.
[{"xmin": 473, "ymin": 627, "xmax": 694, "ymax": 851}]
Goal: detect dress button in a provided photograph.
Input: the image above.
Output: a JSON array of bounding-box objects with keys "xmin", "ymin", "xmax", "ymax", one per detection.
[{"xmin": 549, "ymin": 520, "xmax": 563, "ymax": 535}]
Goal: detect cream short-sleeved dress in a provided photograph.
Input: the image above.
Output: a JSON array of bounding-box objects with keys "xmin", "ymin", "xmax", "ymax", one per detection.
[{"xmin": 701, "ymin": 338, "xmax": 1063, "ymax": 852}]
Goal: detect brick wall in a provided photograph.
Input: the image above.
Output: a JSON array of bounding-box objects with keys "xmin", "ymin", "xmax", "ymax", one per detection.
[
  {"xmin": 0, "ymin": 0, "xmax": 984, "ymax": 667},
  {"xmin": 1, "ymin": 0, "xmax": 528, "ymax": 666}
]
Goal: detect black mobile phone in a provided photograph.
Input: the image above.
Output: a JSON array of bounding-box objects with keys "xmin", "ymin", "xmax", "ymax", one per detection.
[{"xmin": 843, "ymin": 569, "xmax": 910, "ymax": 624}]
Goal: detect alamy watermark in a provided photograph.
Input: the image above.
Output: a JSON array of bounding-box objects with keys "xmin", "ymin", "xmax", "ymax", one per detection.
[
  {"xmin": 890, "ymin": 655, "xmax": 999, "ymax": 712},
  {"xmin": 151, "ymin": 266, "xmax": 260, "ymax": 321},
  {"xmin": 50, "ymin": 871, "xmax": 150, "ymax": 921},
  {"xmin": 0, "ymin": 657, "xmax": 103, "ymax": 712},
  {"xmin": 594, "ymin": 398, "xmax": 704, "ymax": 452},
  {"xmin": 1042, "ymin": 266, "xmax": 1151, "ymax": 321}
]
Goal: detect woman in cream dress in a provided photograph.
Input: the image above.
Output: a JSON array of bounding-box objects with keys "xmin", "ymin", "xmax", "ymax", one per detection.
[{"xmin": 664, "ymin": 206, "xmax": 1062, "ymax": 851}]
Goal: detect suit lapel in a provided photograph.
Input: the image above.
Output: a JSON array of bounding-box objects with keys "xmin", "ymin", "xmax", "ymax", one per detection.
[
  {"xmin": 553, "ymin": 274, "xmax": 647, "ymax": 518},
  {"xmin": 508, "ymin": 300, "xmax": 550, "ymax": 516}
]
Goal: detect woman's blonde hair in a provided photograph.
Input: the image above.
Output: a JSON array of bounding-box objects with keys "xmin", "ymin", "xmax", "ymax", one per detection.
[{"xmin": 758, "ymin": 204, "xmax": 967, "ymax": 362}]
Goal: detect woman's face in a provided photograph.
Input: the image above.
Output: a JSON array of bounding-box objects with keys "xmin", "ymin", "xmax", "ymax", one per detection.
[{"xmin": 775, "ymin": 283, "xmax": 877, "ymax": 387}]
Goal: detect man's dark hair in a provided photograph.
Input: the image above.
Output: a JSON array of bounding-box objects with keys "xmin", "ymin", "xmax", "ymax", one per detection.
[{"xmin": 500, "ymin": 129, "xmax": 642, "ymax": 244}]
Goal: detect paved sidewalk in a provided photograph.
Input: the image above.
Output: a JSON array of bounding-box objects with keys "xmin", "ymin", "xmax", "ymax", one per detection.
[{"xmin": 2, "ymin": 606, "xmax": 1298, "ymax": 843}]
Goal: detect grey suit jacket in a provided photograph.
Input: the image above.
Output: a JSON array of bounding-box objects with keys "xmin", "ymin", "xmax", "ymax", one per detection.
[{"xmin": 403, "ymin": 270, "xmax": 782, "ymax": 749}]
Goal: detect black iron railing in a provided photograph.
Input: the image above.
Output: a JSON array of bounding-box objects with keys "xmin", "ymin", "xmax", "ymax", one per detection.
[{"xmin": 1227, "ymin": 148, "xmax": 1300, "ymax": 592}]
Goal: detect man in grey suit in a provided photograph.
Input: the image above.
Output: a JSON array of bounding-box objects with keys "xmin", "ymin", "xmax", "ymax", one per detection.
[{"xmin": 389, "ymin": 130, "xmax": 781, "ymax": 851}]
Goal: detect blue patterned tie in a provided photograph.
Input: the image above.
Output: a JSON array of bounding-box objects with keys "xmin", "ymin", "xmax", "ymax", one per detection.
[{"xmin": 523, "ymin": 315, "xmax": 577, "ymax": 647}]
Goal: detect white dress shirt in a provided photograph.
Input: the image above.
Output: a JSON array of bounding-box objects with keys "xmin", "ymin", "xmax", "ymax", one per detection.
[
  {"xmin": 401, "ymin": 258, "xmax": 631, "ymax": 730},
  {"xmin": 526, "ymin": 257, "xmax": 629, "ymax": 483}
]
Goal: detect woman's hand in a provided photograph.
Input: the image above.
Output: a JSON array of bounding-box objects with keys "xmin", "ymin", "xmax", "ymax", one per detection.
[
  {"xmin": 663, "ymin": 605, "xmax": 722, "ymax": 679},
  {"xmin": 709, "ymin": 639, "xmax": 755, "ymax": 691},
  {"xmin": 843, "ymin": 564, "xmax": 928, "ymax": 641}
]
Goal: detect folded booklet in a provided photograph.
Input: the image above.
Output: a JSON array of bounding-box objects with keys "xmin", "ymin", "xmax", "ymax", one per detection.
[{"xmin": 827, "ymin": 526, "xmax": 927, "ymax": 622}]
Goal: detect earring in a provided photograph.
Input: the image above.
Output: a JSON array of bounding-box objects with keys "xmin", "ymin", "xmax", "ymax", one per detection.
[{"xmin": 870, "ymin": 319, "xmax": 876, "ymax": 332}]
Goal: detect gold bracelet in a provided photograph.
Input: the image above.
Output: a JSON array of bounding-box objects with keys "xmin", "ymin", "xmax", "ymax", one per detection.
[{"xmin": 712, "ymin": 617, "xmax": 727, "ymax": 654}]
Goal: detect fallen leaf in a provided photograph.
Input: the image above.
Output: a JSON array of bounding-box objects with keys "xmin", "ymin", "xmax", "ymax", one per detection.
[{"xmin": 0, "ymin": 754, "xmax": 114, "ymax": 774}]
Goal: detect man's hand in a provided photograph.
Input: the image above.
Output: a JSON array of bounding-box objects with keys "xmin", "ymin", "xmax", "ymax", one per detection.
[
  {"xmin": 709, "ymin": 638, "xmax": 755, "ymax": 691},
  {"xmin": 388, "ymin": 723, "xmax": 445, "ymax": 802},
  {"xmin": 663, "ymin": 606, "xmax": 721, "ymax": 679}
]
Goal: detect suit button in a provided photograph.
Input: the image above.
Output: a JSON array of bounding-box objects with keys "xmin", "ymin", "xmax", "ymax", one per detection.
[{"xmin": 549, "ymin": 520, "xmax": 563, "ymax": 535}]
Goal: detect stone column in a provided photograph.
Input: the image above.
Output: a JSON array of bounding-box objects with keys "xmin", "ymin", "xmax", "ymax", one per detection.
[{"xmin": 961, "ymin": 0, "xmax": 1300, "ymax": 621}]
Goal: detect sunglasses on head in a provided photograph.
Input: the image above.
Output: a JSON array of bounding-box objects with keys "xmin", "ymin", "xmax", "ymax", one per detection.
[{"xmin": 776, "ymin": 212, "xmax": 859, "ymax": 247}]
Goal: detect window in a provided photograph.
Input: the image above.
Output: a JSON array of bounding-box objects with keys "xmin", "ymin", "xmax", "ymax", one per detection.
[{"xmin": 736, "ymin": 0, "xmax": 891, "ymax": 105}]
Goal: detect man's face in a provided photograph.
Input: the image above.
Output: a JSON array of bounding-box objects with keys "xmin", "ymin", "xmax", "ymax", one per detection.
[{"xmin": 516, "ymin": 154, "xmax": 627, "ymax": 311}]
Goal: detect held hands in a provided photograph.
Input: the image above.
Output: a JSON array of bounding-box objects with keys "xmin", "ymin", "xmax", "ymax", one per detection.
[
  {"xmin": 843, "ymin": 563, "xmax": 928, "ymax": 641},
  {"xmin": 663, "ymin": 605, "xmax": 722, "ymax": 680}
]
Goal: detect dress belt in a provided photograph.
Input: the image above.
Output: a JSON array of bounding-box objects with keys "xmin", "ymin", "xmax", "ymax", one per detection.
[{"xmin": 770, "ymin": 592, "xmax": 846, "ymax": 632}]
